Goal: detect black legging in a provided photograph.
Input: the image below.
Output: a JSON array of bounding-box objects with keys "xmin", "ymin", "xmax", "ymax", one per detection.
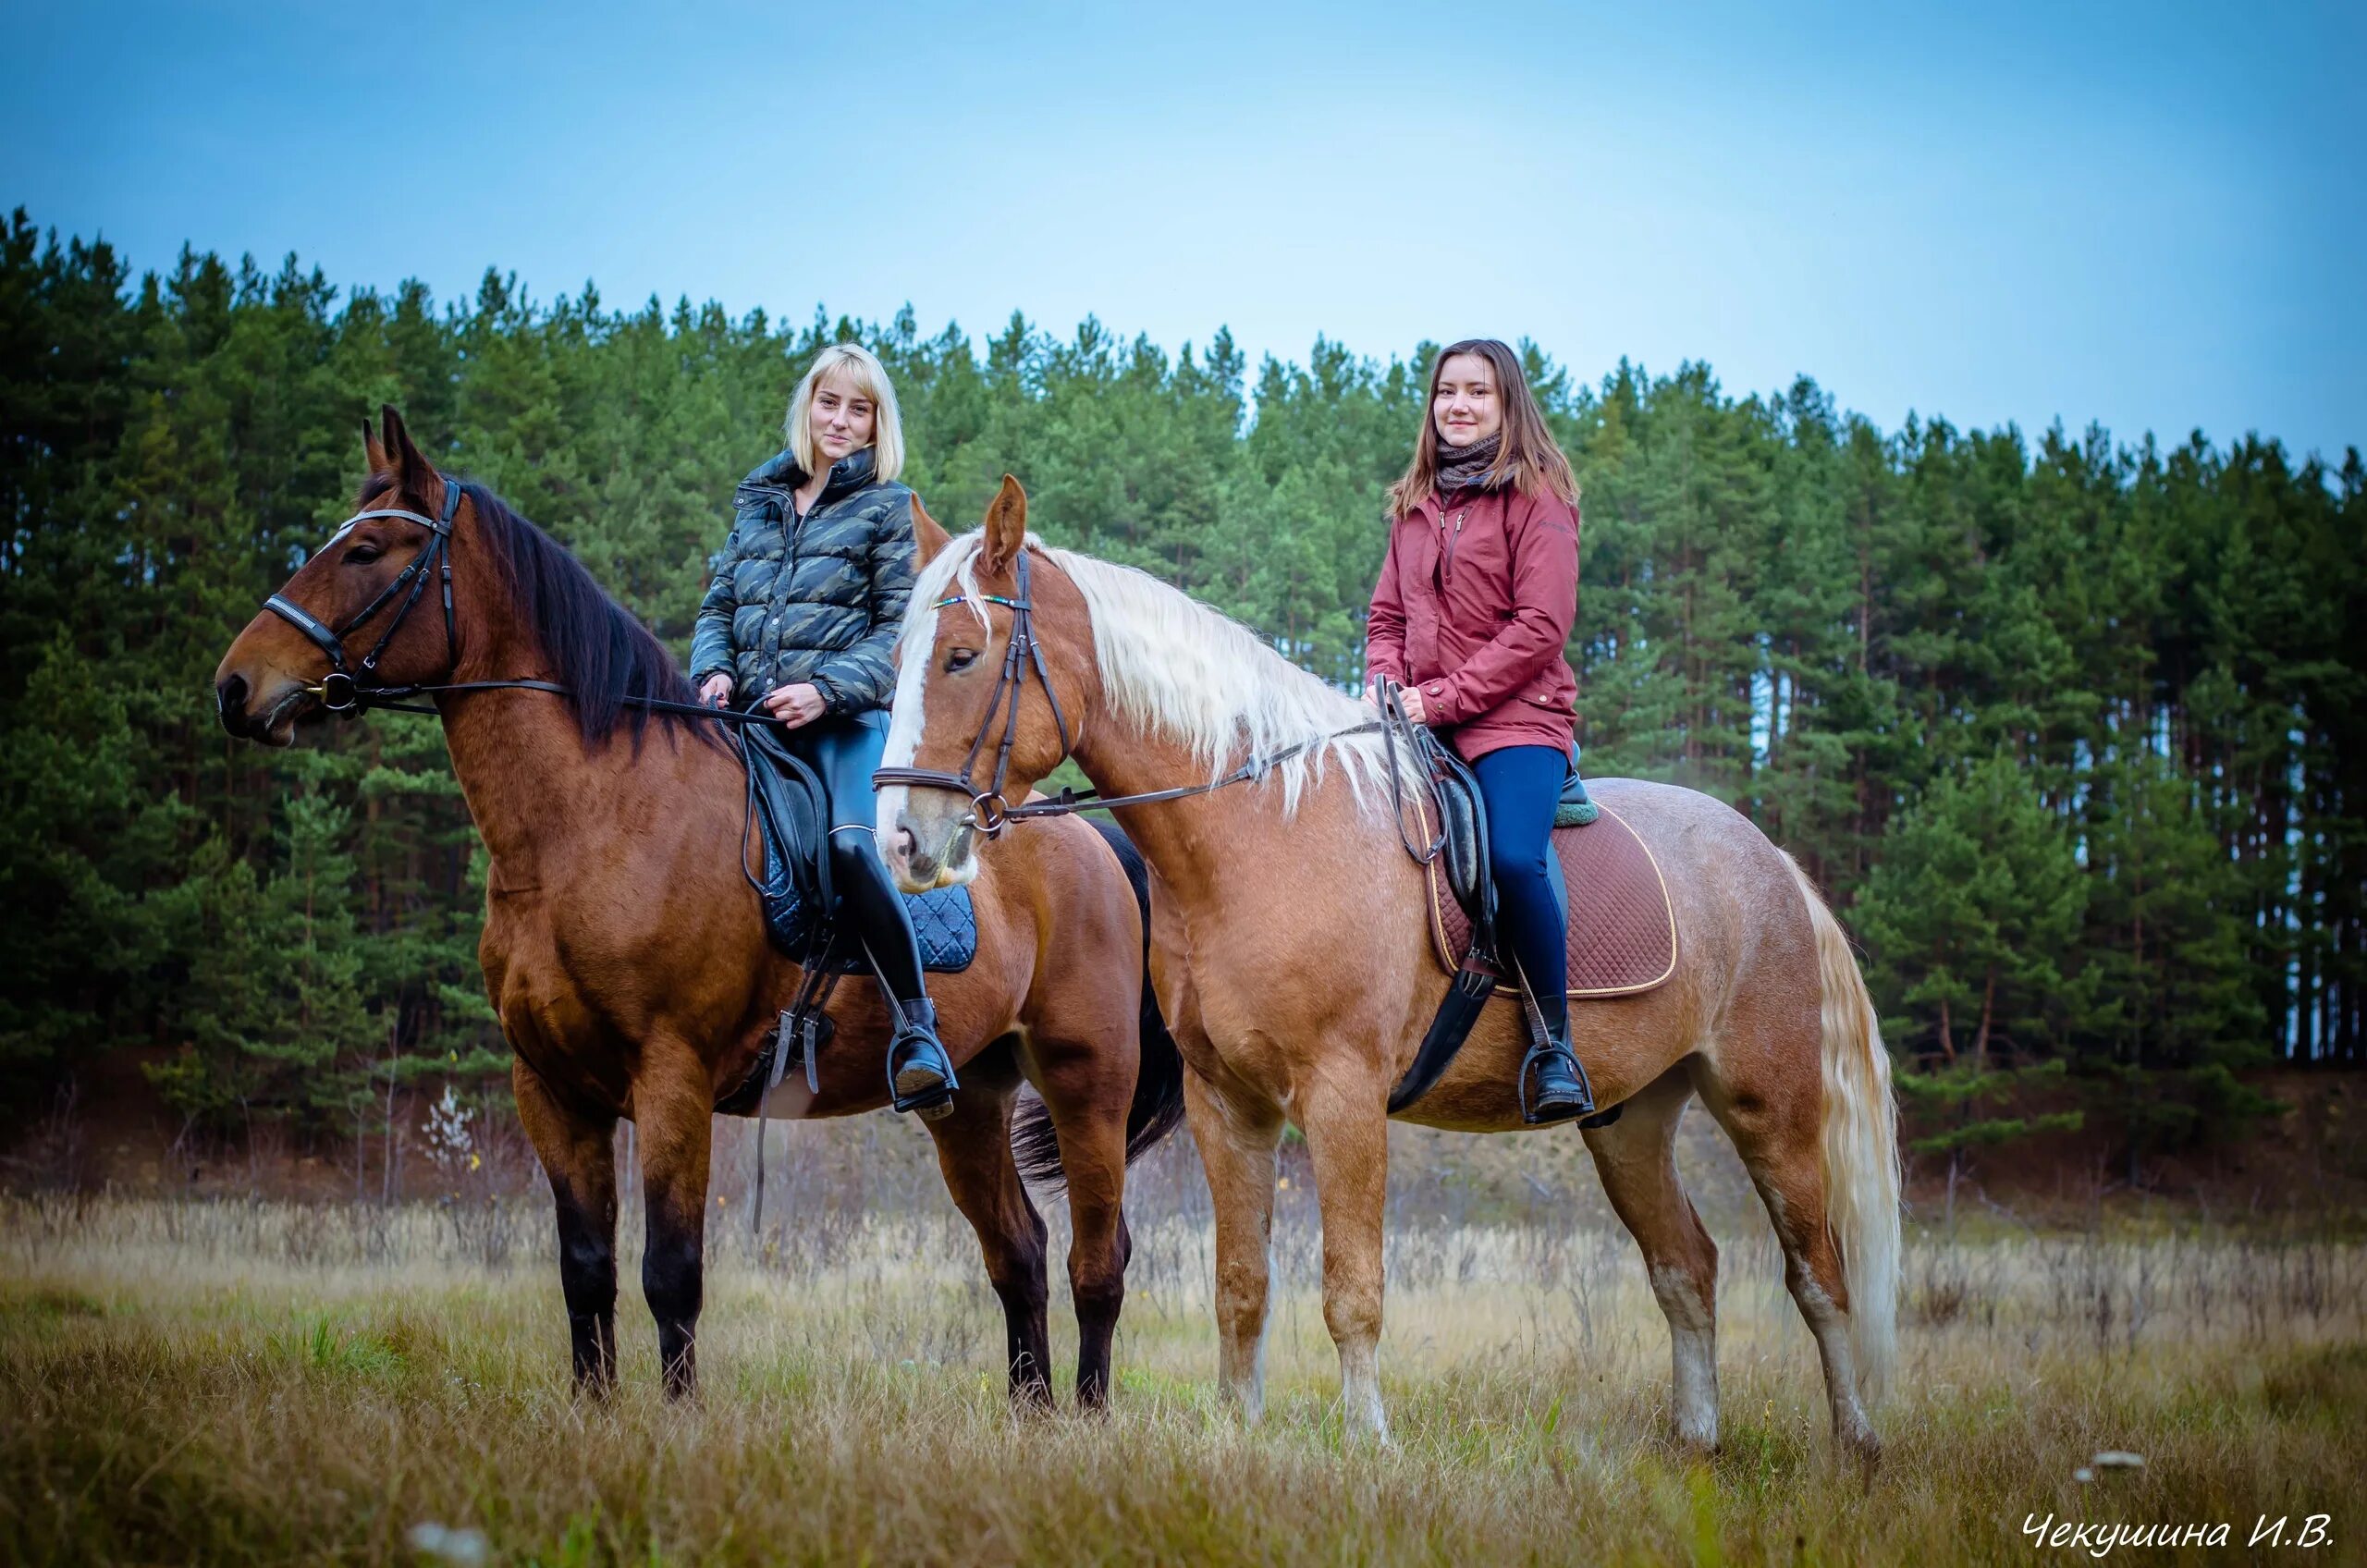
[{"xmin": 779, "ymin": 708, "xmax": 926, "ymax": 1003}]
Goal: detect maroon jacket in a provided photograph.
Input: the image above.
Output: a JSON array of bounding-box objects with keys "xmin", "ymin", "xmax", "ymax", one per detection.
[{"xmin": 1364, "ymin": 484, "xmax": 1580, "ymax": 764}]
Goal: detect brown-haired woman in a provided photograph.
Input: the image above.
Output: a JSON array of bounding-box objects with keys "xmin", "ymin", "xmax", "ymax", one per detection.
[{"xmin": 1364, "ymin": 337, "xmax": 1593, "ymax": 1122}]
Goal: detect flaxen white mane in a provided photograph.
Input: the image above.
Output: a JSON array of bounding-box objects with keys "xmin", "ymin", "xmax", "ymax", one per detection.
[{"xmin": 889, "ymin": 533, "xmax": 1417, "ymax": 817}]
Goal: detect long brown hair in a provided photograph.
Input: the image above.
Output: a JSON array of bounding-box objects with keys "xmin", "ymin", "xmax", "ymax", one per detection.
[{"xmin": 1387, "ymin": 338, "xmax": 1579, "ymax": 518}]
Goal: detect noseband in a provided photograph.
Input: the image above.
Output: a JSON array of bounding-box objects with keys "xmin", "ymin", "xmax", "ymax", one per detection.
[
  {"xmin": 872, "ymin": 548, "xmax": 1074, "ymax": 837},
  {"xmin": 264, "ymin": 483, "xmax": 462, "ymax": 714}
]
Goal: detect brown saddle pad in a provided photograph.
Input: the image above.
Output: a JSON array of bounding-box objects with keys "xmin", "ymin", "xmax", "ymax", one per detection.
[{"xmin": 1422, "ymin": 796, "xmax": 1676, "ymax": 999}]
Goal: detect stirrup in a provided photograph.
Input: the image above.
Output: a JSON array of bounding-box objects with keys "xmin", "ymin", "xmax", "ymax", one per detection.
[
  {"xmin": 1518, "ymin": 1037, "xmax": 1597, "ymax": 1127},
  {"xmin": 886, "ymin": 998, "xmax": 958, "ymax": 1121}
]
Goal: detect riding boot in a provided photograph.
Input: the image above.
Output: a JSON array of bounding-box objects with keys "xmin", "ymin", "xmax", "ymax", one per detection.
[
  {"xmin": 1523, "ymin": 994, "xmax": 1598, "ymax": 1126},
  {"xmin": 832, "ymin": 833, "xmax": 958, "ymax": 1120},
  {"xmin": 883, "ymin": 994, "xmax": 958, "ymax": 1121}
]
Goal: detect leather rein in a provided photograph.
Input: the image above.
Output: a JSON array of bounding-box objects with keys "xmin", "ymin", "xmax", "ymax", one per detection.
[
  {"xmin": 869, "ymin": 547, "xmax": 1447, "ymax": 864},
  {"xmin": 267, "ymin": 501, "xmax": 1446, "ymax": 865}
]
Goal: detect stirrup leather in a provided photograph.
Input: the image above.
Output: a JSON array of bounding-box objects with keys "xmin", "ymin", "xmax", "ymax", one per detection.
[{"xmin": 1505, "ymin": 952, "xmax": 1597, "ymax": 1126}]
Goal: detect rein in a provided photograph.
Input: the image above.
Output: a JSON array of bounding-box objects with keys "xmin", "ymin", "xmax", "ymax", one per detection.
[
  {"xmin": 266, "ymin": 498, "xmax": 1446, "ymax": 869},
  {"xmin": 871, "ymin": 547, "xmax": 1447, "ymax": 864}
]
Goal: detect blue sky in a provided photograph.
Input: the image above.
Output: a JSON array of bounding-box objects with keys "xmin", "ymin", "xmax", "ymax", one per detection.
[{"xmin": 6, "ymin": 0, "xmax": 2360, "ymax": 460}]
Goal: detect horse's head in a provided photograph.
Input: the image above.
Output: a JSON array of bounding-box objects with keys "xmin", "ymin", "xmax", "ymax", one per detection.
[
  {"xmin": 878, "ymin": 476, "xmax": 1098, "ymax": 891},
  {"xmin": 215, "ymin": 408, "xmax": 465, "ymax": 745}
]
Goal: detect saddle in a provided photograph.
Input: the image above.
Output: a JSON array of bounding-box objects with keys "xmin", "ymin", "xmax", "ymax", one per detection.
[
  {"xmin": 1388, "ymin": 748, "xmax": 1675, "ymax": 1121},
  {"xmin": 739, "ymin": 724, "xmax": 979, "ymax": 974},
  {"xmin": 716, "ymin": 725, "xmax": 978, "ymax": 1116},
  {"xmin": 1433, "ymin": 760, "xmax": 1600, "ymax": 928},
  {"xmin": 1427, "ymin": 772, "xmax": 1674, "ymax": 999}
]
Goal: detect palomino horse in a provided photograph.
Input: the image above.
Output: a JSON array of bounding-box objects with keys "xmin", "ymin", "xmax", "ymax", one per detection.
[
  {"xmin": 876, "ymin": 479, "xmax": 1902, "ymax": 1458},
  {"xmin": 213, "ymin": 410, "xmax": 1181, "ymax": 1409}
]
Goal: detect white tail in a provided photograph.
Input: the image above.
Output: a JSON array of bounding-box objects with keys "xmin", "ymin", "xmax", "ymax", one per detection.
[{"xmin": 1786, "ymin": 854, "xmax": 1902, "ymax": 1403}]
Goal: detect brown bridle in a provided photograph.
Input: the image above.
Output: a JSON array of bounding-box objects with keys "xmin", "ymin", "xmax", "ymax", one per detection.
[
  {"xmin": 872, "ymin": 548, "xmax": 1077, "ymax": 837},
  {"xmin": 872, "ymin": 547, "xmax": 1448, "ymax": 859}
]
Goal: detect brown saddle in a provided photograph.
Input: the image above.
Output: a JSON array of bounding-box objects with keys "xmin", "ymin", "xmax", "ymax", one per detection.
[{"xmin": 1417, "ymin": 791, "xmax": 1676, "ymax": 1000}]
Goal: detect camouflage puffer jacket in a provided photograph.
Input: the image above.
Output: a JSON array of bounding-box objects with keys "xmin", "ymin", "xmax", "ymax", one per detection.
[{"xmin": 690, "ymin": 446, "xmax": 916, "ymax": 714}]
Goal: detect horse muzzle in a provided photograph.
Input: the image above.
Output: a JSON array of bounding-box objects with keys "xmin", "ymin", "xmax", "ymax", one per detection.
[
  {"xmin": 214, "ymin": 668, "xmax": 314, "ymax": 747},
  {"xmin": 881, "ymin": 796, "xmax": 980, "ymax": 894}
]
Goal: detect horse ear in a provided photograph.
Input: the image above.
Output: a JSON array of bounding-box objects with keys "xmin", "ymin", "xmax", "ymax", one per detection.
[
  {"xmin": 911, "ymin": 494, "xmax": 953, "ymax": 570},
  {"xmin": 982, "ymin": 474, "xmax": 1027, "ymax": 574},
  {"xmin": 380, "ymin": 405, "xmax": 441, "ymax": 498},
  {"xmin": 362, "ymin": 416, "xmax": 390, "ymax": 473}
]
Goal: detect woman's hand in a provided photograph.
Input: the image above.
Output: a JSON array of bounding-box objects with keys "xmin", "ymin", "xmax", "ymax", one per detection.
[
  {"xmin": 761, "ymin": 682, "xmax": 828, "ymax": 728},
  {"xmin": 1366, "ymin": 676, "xmax": 1429, "ymax": 725},
  {"xmin": 697, "ymin": 673, "xmax": 734, "ymax": 709}
]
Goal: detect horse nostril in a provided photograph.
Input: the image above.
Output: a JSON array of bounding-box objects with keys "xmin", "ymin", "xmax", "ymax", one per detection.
[
  {"xmin": 215, "ymin": 674, "xmax": 250, "ymax": 735},
  {"xmin": 895, "ymin": 825, "xmax": 918, "ymax": 863}
]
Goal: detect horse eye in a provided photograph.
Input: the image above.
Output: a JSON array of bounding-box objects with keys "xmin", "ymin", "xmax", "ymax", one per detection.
[
  {"xmin": 945, "ymin": 647, "xmax": 978, "ymax": 672},
  {"xmin": 344, "ymin": 544, "xmax": 385, "ymax": 566}
]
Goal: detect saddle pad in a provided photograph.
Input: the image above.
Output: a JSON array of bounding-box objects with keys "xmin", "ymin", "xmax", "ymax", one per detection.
[
  {"xmin": 1423, "ymin": 799, "xmax": 1676, "ymax": 999},
  {"xmin": 761, "ymin": 838, "xmax": 979, "ymax": 974}
]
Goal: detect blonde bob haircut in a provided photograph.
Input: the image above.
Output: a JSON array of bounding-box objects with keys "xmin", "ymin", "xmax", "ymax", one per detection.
[{"xmin": 784, "ymin": 343, "xmax": 905, "ymax": 483}]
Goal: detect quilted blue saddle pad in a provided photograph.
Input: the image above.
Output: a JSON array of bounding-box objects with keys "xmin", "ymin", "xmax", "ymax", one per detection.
[{"xmin": 760, "ymin": 836, "xmax": 978, "ymax": 974}]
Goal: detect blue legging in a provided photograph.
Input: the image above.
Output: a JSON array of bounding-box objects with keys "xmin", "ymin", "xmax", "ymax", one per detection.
[{"xmin": 1472, "ymin": 745, "xmax": 1568, "ymax": 1026}]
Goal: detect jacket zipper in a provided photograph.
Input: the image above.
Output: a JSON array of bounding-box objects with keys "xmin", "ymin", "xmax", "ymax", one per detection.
[{"xmin": 1437, "ymin": 501, "xmax": 1469, "ymax": 585}]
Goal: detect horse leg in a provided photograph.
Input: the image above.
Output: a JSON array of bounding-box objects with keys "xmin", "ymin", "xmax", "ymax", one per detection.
[
  {"xmin": 1295, "ymin": 1067, "xmax": 1392, "ymax": 1445},
  {"xmin": 1182, "ymin": 1067, "xmax": 1282, "ymax": 1423},
  {"xmin": 924, "ymin": 1047, "xmax": 1055, "ymax": 1411},
  {"xmin": 1583, "ymin": 1063, "xmax": 1720, "ymax": 1449},
  {"xmin": 1692, "ymin": 1043, "xmax": 1882, "ymax": 1462},
  {"xmin": 513, "ymin": 1058, "xmax": 619, "ymax": 1394},
  {"xmin": 633, "ymin": 1042, "xmax": 713, "ymax": 1401},
  {"xmin": 1026, "ymin": 1034, "xmax": 1135, "ymax": 1411}
]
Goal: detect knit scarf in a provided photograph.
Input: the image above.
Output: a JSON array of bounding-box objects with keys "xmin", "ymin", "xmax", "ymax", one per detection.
[{"xmin": 1435, "ymin": 431, "xmax": 1504, "ymax": 497}]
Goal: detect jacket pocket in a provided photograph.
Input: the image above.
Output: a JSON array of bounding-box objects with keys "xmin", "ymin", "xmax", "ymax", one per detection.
[{"xmin": 1515, "ymin": 665, "xmax": 1577, "ymax": 713}]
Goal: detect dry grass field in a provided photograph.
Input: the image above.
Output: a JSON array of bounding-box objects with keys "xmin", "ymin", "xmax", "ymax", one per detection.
[{"xmin": 4, "ymin": 1119, "xmax": 2364, "ymax": 1566}]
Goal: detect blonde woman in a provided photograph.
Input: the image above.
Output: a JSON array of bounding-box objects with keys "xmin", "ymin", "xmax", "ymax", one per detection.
[{"xmin": 692, "ymin": 344, "xmax": 955, "ymax": 1114}]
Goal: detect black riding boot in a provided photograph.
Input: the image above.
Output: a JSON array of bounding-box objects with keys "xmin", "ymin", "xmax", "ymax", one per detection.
[
  {"xmin": 832, "ymin": 835, "xmax": 958, "ymax": 1119},
  {"xmin": 1523, "ymin": 994, "xmax": 1598, "ymax": 1126}
]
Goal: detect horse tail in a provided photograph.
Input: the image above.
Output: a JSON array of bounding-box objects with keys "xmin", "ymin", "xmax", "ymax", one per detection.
[
  {"xmin": 1785, "ymin": 852, "xmax": 1902, "ymax": 1403},
  {"xmin": 1011, "ymin": 819, "xmax": 1188, "ymax": 1192}
]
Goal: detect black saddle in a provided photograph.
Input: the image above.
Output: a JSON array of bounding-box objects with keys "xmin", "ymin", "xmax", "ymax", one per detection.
[
  {"xmin": 739, "ymin": 723, "xmax": 978, "ymax": 974},
  {"xmin": 742, "ymin": 723, "xmax": 836, "ymax": 955},
  {"xmin": 715, "ymin": 723, "xmax": 979, "ymax": 1118}
]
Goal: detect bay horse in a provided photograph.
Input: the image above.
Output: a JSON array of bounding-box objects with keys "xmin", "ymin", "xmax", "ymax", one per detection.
[
  {"xmin": 875, "ymin": 478, "xmax": 1902, "ymax": 1458},
  {"xmin": 213, "ymin": 410, "xmax": 1182, "ymax": 1410}
]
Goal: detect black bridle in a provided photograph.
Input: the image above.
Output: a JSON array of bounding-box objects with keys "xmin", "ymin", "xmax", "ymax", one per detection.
[
  {"xmin": 872, "ymin": 548, "xmax": 1447, "ymax": 864},
  {"xmin": 264, "ymin": 484, "xmax": 463, "ymax": 715},
  {"xmin": 257, "ymin": 483, "xmax": 779, "ymax": 728}
]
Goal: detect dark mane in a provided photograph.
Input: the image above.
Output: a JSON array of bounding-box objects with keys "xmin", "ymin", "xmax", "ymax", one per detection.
[{"xmin": 361, "ymin": 472, "xmax": 718, "ymax": 752}]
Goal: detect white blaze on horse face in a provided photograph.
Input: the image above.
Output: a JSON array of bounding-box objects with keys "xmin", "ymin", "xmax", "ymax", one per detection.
[
  {"xmin": 876, "ymin": 596, "xmax": 935, "ymax": 852},
  {"xmin": 878, "ymin": 576, "xmax": 993, "ymax": 890}
]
